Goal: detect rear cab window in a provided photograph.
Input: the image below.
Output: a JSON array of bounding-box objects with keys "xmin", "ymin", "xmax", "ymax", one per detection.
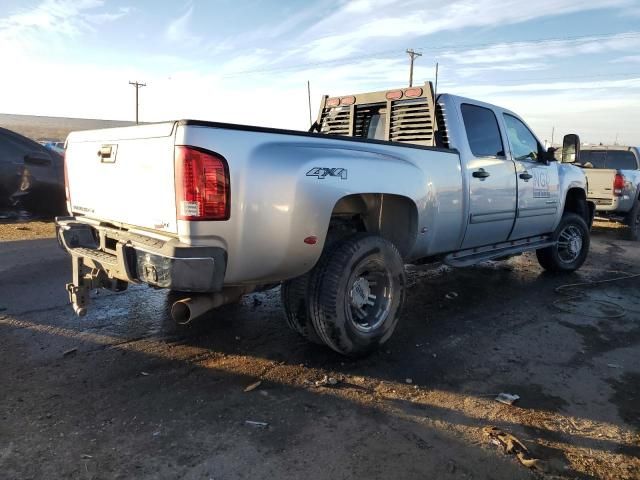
[
  {"xmin": 580, "ymin": 150, "xmax": 638, "ymax": 170},
  {"xmin": 460, "ymin": 104, "xmax": 505, "ymax": 157}
]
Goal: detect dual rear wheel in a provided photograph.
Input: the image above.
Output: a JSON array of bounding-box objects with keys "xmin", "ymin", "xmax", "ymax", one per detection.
[{"xmin": 281, "ymin": 234, "xmax": 405, "ymax": 356}]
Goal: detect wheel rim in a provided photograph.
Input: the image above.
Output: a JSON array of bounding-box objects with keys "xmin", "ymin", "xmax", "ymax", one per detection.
[
  {"xmin": 557, "ymin": 224, "xmax": 583, "ymax": 263},
  {"xmin": 346, "ymin": 258, "xmax": 393, "ymax": 333}
]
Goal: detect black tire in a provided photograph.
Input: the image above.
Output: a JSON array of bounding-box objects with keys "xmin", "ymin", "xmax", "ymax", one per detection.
[
  {"xmin": 536, "ymin": 212, "xmax": 590, "ymax": 272},
  {"xmin": 281, "ymin": 275, "xmax": 323, "ymax": 344},
  {"xmin": 626, "ymin": 199, "xmax": 640, "ymax": 241},
  {"xmin": 307, "ymin": 234, "xmax": 406, "ymax": 356}
]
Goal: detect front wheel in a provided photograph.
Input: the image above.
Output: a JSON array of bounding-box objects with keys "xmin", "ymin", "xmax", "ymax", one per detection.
[
  {"xmin": 536, "ymin": 212, "xmax": 590, "ymax": 272},
  {"xmin": 307, "ymin": 234, "xmax": 406, "ymax": 356}
]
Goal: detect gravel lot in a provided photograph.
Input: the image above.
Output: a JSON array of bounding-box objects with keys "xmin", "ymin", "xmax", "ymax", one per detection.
[{"xmin": 0, "ymin": 222, "xmax": 638, "ymax": 479}]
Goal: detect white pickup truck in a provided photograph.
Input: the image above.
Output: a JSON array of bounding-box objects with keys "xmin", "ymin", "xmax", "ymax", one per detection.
[
  {"xmin": 578, "ymin": 145, "xmax": 640, "ymax": 240},
  {"xmin": 57, "ymin": 83, "xmax": 594, "ymax": 355}
]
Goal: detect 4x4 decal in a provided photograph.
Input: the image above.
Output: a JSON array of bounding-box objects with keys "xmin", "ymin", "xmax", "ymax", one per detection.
[{"xmin": 306, "ymin": 167, "xmax": 348, "ymax": 180}]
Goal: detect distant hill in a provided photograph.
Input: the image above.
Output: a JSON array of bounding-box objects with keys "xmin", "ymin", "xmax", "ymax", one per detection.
[{"xmin": 0, "ymin": 113, "xmax": 136, "ymax": 142}]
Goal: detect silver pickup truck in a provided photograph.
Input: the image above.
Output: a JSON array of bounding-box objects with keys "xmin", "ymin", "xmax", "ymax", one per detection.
[
  {"xmin": 579, "ymin": 145, "xmax": 640, "ymax": 240},
  {"xmin": 56, "ymin": 83, "xmax": 594, "ymax": 355}
]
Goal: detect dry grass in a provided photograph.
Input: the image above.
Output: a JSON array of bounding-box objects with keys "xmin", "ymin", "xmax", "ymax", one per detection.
[
  {"xmin": 0, "ymin": 221, "xmax": 56, "ymax": 241},
  {"xmin": 0, "ymin": 113, "xmax": 136, "ymax": 141}
]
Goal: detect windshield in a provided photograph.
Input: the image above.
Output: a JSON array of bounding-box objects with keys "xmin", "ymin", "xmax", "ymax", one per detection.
[{"xmin": 580, "ymin": 150, "xmax": 637, "ymax": 170}]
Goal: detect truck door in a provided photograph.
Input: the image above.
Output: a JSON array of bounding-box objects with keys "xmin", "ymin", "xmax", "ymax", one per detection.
[
  {"xmin": 460, "ymin": 103, "xmax": 517, "ymax": 249},
  {"xmin": 502, "ymin": 114, "xmax": 560, "ymax": 240}
]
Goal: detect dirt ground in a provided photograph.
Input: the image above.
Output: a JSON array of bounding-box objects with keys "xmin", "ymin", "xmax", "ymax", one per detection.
[
  {"xmin": 0, "ymin": 222, "xmax": 638, "ymax": 480},
  {"xmin": 0, "ymin": 220, "xmax": 56, "ymax": 241}
]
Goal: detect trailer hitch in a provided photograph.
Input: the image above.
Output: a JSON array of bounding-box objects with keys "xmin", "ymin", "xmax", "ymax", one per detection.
[
  {"xmin": 66, "ymin": 256, "xmax": 127, "ymax": 317},
  {"xmin": 66, "ymin": 256, "xmax": 90, "ymax": 316}
]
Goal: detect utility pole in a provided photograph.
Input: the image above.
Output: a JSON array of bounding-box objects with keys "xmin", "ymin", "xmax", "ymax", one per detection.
[
  {"xmin": 551, "ymin": 126, "xmax": 555, "ymax": 146},
  {"xmin": 406, "ymin": 49, "xmax": 422, "ymax": 87},
  {"xmin": 129, "ymin": 81, "xmax": 146, "ymax": 124}
]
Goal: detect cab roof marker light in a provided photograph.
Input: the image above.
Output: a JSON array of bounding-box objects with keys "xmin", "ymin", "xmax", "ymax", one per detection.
[
  {"xmin": 326, "ymin": 97, "xmax": 340, "ymax": 107},
  {"xmin": 385, "ymin": 90, "xmax": 403, "ymax": 100}
]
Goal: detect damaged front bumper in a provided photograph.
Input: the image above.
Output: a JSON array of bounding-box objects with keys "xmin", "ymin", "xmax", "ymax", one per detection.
[{"xmin": 55, "ymin": 217, "xmax": 227, "ymax": 315}]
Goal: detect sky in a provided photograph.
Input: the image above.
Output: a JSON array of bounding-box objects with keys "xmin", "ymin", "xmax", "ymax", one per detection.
[{"xmin": 1, "ymin": 0, "xmax": 639, "ymax": 145}]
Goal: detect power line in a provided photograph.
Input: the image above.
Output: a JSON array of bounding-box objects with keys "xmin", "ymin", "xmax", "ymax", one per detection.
[{"xmin": 128, "ymin": 80, "xmax": 146, "ymax": 124}]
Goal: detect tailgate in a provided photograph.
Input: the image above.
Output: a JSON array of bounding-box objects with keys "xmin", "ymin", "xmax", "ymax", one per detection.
[
  {"xmin": 65, "ymin": 122, "xmax": 178, "ymax": 234},
  {"xmin": 584, "ymin": 168, "xmax": 616, "ymax": 199}
]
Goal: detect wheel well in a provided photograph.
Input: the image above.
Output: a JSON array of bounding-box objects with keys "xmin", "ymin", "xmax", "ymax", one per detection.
[
  {"xmin": 564, "ymin": 188, "xmax": 593, "ymax": 226},
  {"xmin": 328, "ymin": 193, "xmax": 418, "ymax": 258}
]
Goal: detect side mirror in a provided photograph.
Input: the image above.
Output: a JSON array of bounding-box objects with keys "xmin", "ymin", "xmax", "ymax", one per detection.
[{"xmin": 561, "ymin": 134, "xmax": 580, "ymax": 164}]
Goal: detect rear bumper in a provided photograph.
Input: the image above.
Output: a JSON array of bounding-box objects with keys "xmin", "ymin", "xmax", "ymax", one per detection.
[
  {"xmin": 55, "ymin": 216, "xmax": 226, "ymax": 292},
  {"xmin": 589, "ymin": 195, "xmax": 634, "ymax": 213}
]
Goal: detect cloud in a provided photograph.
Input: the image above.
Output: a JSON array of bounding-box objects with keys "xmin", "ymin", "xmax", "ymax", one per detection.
[
  {"xmin": 165, "ymin": 4, "xmax": 201, "ymax": 46},
  {"xmin": 453, "ymin": 63, "xmax": 549, "ymax": 78},
  {"xmin": 445, "ymin": 77, "xmax": 640, "ymax": 100},
  {"xmin": 441, "ymin": 32, "xmax": 640, "ymax": 66},
  {"xmin": 610, "ymin": 55, "xmax": 640, "ymax": 63},
  {"xmin": 85, "ymin": 6, "xmax": 132, "ymax": 24},
  {"xmin": 299, "ymin": 0, "xmax": 635, "ymax": 61},
  {"xmin": 0, "ymin": 0, "xmax": 129, "ymax": 38},
  {"xmin": 1, "ymin": 0, "xmax": 639, "ymax": 146}
]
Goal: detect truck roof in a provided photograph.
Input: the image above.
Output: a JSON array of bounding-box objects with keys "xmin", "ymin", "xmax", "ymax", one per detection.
[{"xmin": 581, "ymin": 145, "xmax": 638, "ymax": 152}]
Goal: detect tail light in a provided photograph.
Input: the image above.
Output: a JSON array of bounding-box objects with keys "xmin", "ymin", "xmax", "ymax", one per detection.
[
  {"xmin": 613, "ymin": 173, "xmax": 625, "ymax": 196},
  {"xmin": 175, "ymin": 145, "xmax": 230, "ymax": 221}
]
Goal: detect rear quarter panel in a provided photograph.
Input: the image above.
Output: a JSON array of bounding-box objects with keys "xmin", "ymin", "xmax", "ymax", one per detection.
[{"xmin": 177, "ymin": 125, "xmax": 463, "ymax": 284}]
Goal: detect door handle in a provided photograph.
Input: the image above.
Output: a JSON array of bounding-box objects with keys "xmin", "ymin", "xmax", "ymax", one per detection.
[
  {"xmin": 519, "ymin": 172, "xmax": 533, "ymax": 180},
  {"xmin": 472, "ymin": 168, "xmax": 490, "ymax": 179}
]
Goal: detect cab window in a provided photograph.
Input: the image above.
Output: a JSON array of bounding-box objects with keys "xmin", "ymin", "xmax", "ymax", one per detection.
[
  {"xmin": 580, "ymin": 150, "xmax": 637, "ymax": 169},
  {"xmin": 580, "ymin": 150, "xmax": 607, "ymax": 168},
  {"xmin": 461, "ymin": 104, "xmax": 505, "ymax": 157},
  {"xmin": 605, "ymin": 151, "xmax": 637, "ymax": 170},
  {"xmin": 503, "ymin": 114, "xmax": 543, "ymax": 161}
]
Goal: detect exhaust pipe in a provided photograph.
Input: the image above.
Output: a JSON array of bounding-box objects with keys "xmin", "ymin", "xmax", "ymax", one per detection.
[{"xmin": 171, "ymin": 287, "xmax": 253, "ymax": 324}]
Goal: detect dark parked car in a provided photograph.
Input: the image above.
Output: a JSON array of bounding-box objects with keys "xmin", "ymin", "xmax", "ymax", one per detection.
[{"xmin": 0, "ymin": 127, "xmax": 65, "ymax": 215}]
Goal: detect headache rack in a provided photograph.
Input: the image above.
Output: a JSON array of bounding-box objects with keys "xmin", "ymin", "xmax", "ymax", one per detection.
[{"xmin": 312, "ymin": 82, "xmax": 438, "ymax": 147}]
